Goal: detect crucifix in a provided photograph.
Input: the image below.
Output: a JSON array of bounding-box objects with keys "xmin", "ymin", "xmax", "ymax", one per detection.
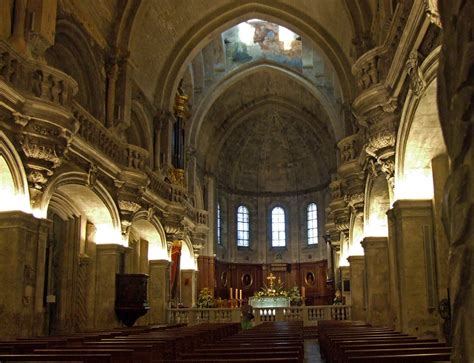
[{"xmin": 267, "ymin": 272, "xmax": 277, "ymax": 290}]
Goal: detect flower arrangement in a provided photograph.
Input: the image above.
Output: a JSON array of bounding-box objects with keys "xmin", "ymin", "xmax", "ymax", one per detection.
[
  {"xmin": 333, "ymin": 289, "xmax": 344, "ymax": 305},
  {"xmin": 288, "ymin": 286, "xmax": 303, "ymax": 306},
  {"xmin": 253, "ymin": 282, "xmax": 301, "ymax": 302},
  {"xmin": 196, "ymin": 287, "xmax": 215, "ymax": 308}
]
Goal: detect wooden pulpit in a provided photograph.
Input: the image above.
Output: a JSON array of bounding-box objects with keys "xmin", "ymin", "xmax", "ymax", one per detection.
[{"xmin": 115, "ymin": 274, "xmax": 150, "ymax": 326}]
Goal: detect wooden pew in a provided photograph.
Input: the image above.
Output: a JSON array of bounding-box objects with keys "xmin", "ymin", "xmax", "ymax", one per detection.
[
  {"xmin": 33, "ymin": 348, "xmax": 135, "ymax": 363},
  {"xmin": 347, "ymin": 353, "xmax": 452, "ymax": 362},
  {"xmin": 0, "ymin": 353, "xmax": 111, "ymax": 362},
  {"xmin": 318, "ymin": 320, "xmax": 451, "ymax": 363},
  {"xmin": 179, "ymin": 321, "xmax": 304, "ymax": 362}
]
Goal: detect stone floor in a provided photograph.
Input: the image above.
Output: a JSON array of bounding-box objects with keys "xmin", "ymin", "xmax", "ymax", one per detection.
[{"xmin": 304, "ymin": 339, "xmax": 323, "ymax": 363}]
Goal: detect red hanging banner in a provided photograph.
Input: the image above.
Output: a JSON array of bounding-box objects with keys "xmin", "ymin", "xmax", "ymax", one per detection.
[{"xmin": 170, "ymin": 240, "xmax": 182, "ymax": 300}]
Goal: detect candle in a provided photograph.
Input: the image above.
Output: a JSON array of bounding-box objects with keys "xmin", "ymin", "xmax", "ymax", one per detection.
[
  {"xmin": 302, "ymin": 286, "xmax": 306, "ymax": 298},
  {"xmin": 239, "ymin": 289, "xmax": 242, "ymax": 300},
  {"xmin": 230, "ymin": 288, "xmax": 233, "ymax": 299}
]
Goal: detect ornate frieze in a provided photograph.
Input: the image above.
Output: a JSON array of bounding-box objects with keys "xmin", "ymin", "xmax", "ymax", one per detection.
[
  {"xmin": 338, "ymin": 134, "xmax": 359, "ymax": 164},
  {"xmin": 329, "ymin": 179, "xmax": 345, "ymax": 201},
  {"xmin": 353, "ymin": 52, "xmax": 382, "ymax": 91},
  {"xmin": 10, "ymin": 115, "xmax": 76, "ymax": 208}
]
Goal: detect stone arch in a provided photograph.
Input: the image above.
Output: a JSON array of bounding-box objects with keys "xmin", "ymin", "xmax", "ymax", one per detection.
[
  {"xmin": 395, "ymin": 47, "xmax": 446, "ymax": 200},
  {"xmin": 348, "ymin": 211, "xmax": 364, "ymax": 256},
  {"xmin": 129, "ymin": 3, "xmax": 355, "ymax": 110},
  {"xmin": 131, "ymin": 211, "xmax": 168, "ymax": 260},
  {"xmin": 41, "ymin": 172, "xmax": 121, "ymax": 243},
  {"xmin": 46, "ymin": 19, "xmax": 105, "ymax": 121},
  {"xmin": 189, "ymin": 62, "xmax": 342, "ymax": 146},
  {"xmin": 0, "ymin": 130, "xmax": 30, "ymax": 212},
  {"xmin": 180, "ymin": 236, "xmax": 197, "ymax": 270},
  {"xmin": 364, "ymin": 173, "xmax": 390, "ymax": 237}
]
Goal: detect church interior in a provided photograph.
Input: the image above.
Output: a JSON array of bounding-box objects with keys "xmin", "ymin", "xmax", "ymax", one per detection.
[{"xmin": 0, "ymin": 0, "xmax": 473, "ymax": 362}]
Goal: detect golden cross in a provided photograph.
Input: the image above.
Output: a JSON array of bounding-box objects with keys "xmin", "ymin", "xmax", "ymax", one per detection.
[{"xmin": 267, "ymin": 272, "xmax": 277, "ymax": 290}]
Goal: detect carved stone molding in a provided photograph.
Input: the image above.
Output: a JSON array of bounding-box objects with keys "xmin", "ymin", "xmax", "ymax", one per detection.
[
  {"xmin": 163, "ymin": 213, "xmax": 185, "ymax": 238},
  {"xmin": 0, "ymin": 41, "xmax": 78, "ymax": 107},
  {"xmin": 337, "ymin": 134, "xmax": 360, "ymax": 164},
  {"xmin": 333, "ymin": 207, "xmax": 351, "ymax": 233},
  {"xmin": 424, "ymin": 0, "xmax": 442, "ymax": 28},
  {"xmin": 11, "ymin": 117, "xmax": 75, "ymax": 209},
  {"xmin": 365, "ymin": 116, "xmax": 398, "ymax": 159},
  {"xmin": 329, "ymin": 179, "xmax": 345, "ymax": 201},
  {"xmin": 406, "ymin": 51, "xmax": 426, "ymax": 98},
  {"xmin": 346, "ymin": 192, "xmax": 365, "ymax": 214}
]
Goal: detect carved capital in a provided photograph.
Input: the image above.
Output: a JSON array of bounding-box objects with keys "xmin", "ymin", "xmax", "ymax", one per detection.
[
  {"xmin": 334, "ymin": 207, "xmax": 351, "ymax": 233},
  {"xmin": 346, "ymin": 192, "xmax": 365, "ymax": 214},
  {"xmin": 365, "ymin": 117, "xmax": 398, "ymax": 159},
  {"xmin": 163, "ymin": 213, "xmax": 185, "ymax": 237}
]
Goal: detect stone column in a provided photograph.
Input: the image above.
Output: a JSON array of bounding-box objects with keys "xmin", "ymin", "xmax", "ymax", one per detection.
[
  {"xmin": 438, "ymin": 2, "xmax": 474, "ymax": 360},
  {"xmin": 0, "ymin": 211, "xmax": 50, "ymax": 338},
  {"xmin": 0, "ymin": 1, "xmax": 12, "ymax": 40},
  {"xmin": 204, "ymin": 174, "xmax": 216, "ymax": 257},
  {"xmin": 148, "ymin": 259, "xmax": 170, "ymax": 324},
  {"xmin": 431, "ymin": 154, "xmax": 449, "ymax": 298},
  {"xmin": 361, "ymin": 237, "xmax": 390, "ymax": 327},
  {"xmin": 180, "ymin": 269, "xmax": 197, "ymax": 308},
  {"xmin": 348, "ymin": 255, "xmax": 365, "ymax": 321},
  {"xmin": 94, "ymin": 244, "xmax": 126, "ymax": 330},
  {"xmin": 139, "ymin": 239, "xmax": 149, "ymax": 274},
  {"xmin": 387, "ymin": 200, "xmax": 440, "ymax": 338},
  {"xmin": 339, "ymin": 266, "xmax": 351, "ymax": 305}
]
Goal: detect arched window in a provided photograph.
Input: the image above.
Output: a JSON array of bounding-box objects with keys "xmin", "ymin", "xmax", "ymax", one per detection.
[
  {"xmin": 237, "ymin": 205, "xmax": 249, "ymax": 247},
  {"xmin": 217, "ymin": 203, "xmax": 222, "ymax": 245},
  {"xmin": 307, "ymin": 203, "xmax": 318, "ymax": 245},
  {"xmin": 271, "ymin": 206, "xmax": 286, "ymax": 247}
]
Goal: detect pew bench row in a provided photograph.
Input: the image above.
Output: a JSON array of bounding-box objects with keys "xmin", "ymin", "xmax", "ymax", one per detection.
[{"xmin": 319, "ymin": 320, "xmax": 451, "ymax": 363}]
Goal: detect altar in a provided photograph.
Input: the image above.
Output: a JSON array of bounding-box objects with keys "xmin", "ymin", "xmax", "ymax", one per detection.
[{"xmin": 249, "ymin": 296, "xmax": 290, "ymax": 308}]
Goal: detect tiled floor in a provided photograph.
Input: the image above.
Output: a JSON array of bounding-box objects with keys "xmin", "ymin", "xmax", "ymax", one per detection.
[{"xmin": 304, "ymin": 339, "xmax": 324, "ymax": 363}]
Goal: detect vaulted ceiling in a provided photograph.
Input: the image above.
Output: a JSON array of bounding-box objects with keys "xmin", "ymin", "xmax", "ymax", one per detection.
[{"xmin": 57, "ymin": 0, "xmax": 387, "ymax": 195}]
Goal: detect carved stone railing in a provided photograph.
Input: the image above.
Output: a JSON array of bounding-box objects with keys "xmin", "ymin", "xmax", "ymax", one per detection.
[
  {"xmin": 167, "ymin": 305, "xmax": 351, "ymax": 326},
  {"xmin": 125, "ymin": 144, "xmax": 149, "ymax": 171},
  {"xmin": 170, "ymin": 184, "xmax": 185, "ymax": 203},
  {"xmin": 73, "ymin": 101, "xmax": 126, "ymax": 164},
  {"xmin": 0, "ymin": 41, "xmax": 77, "ymax": 107},
  {"xmin": 72, "ymin": 101, "xmax": 149, "ymax": 171},
  {"xmin": 182, "ymin": 198, "xmax": 208, "ymax": 226},
  {"xmin": 146, "ymin": 168, "xmax": 172, "ymax": 201}
]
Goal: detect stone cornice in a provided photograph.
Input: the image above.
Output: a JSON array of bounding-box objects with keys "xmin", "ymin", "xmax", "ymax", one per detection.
[{"xmin": 352, "ymin": 2, "xmax": 430, "ymax": 120}]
